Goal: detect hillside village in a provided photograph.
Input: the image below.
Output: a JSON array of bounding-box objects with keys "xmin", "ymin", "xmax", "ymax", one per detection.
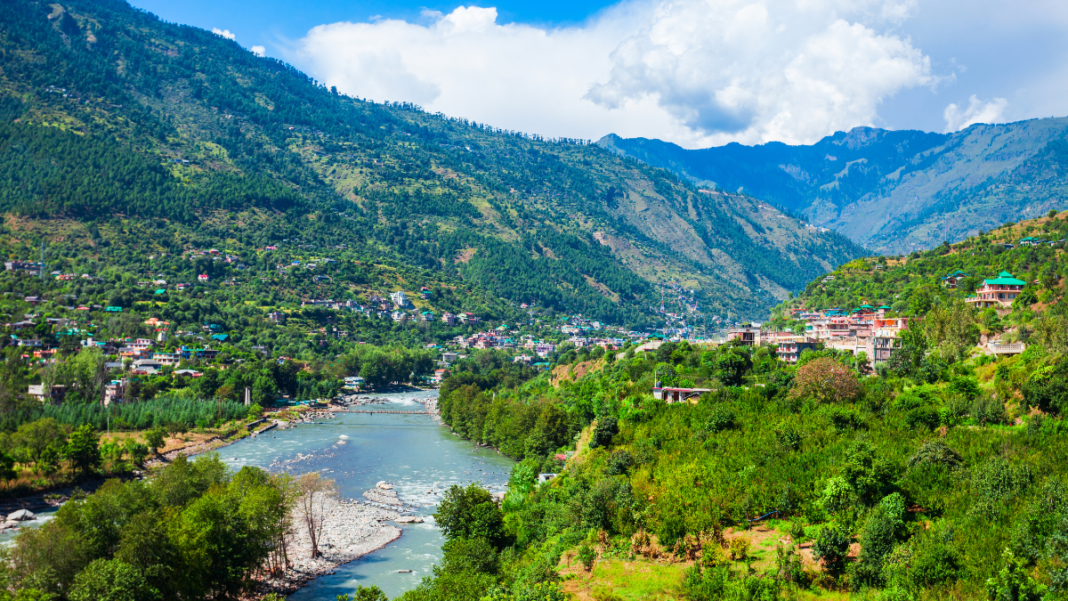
[{"xmin": 9, "ymin": 210, "xmax": 1068, "ymax": 411}]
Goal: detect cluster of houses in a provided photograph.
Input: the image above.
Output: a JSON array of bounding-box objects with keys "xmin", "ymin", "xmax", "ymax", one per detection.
[
  {"xmin": 746, "ymin": 269, "xmax": 1033, "ymax": 367},
  {"xmin": 290, "ymin": 293, "xmax": 484, "ymax": 326}
]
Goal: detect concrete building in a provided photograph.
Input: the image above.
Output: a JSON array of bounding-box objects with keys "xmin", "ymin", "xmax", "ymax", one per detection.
[
  {"xmin": 653, "ymin": 382, "xmax": 712, "ymax": 403},
  {"xmin": 776, "ymin": 337, "xmax": 819, "ymax": 364},
  {"xmin": 965, "ymin": 272, "xmax": 1026, "ymax": 309}
]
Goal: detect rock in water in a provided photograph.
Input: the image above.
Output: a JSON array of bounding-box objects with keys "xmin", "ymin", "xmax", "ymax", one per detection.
[
  {"xmin": 7, "ymin": 509, "xmax": 35, "ymax": 522},
  {"xmin": 394, "ymin": 516, "xmax": 424, "ymax": 523}
]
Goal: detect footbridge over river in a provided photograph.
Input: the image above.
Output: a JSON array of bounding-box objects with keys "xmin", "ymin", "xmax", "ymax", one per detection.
[{"xmin": 335, "ymin": 409, "xmax": 431, "ymax": 415}]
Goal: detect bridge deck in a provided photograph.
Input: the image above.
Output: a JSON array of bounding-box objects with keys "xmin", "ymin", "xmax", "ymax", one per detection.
[{"xmin": 338, "ymin": 409, "xmax": 431, "ymax": 415}]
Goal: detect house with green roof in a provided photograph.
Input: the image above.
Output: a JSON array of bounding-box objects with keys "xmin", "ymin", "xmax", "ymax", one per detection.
[
  {"xmin": 965, "ymin": 271, "xmax": 1026, "ymax": 309},
  {"xmin": 941, "ymin": 270, "xmax": 969, "ymax": 289}
]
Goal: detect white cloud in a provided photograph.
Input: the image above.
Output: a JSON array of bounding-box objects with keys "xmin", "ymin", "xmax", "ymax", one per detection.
[
  {"xmin": 291, "ymin": 0, "xmax": 936, "ymax": 147},
  {"xmin": 943, "ymin": 95, "xmax": 1009, "ymax": 132},
  {"xmin": 251, "ymin": 45, "xmax": 266, "ymax": 57},
  {"xmin": 212, "ymin": 28, "xmax": 236, "ymax": 41}
]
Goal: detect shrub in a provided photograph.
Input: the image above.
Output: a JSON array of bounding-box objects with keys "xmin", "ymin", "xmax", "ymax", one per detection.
[
  {"xmin": 776, "ymin": 543, "xmax": 805, "ymax": 584},
  {"xmin": 905, "ymin": 407, "xmax": 940, "ymax": 430},
  {"xmin": 1022, "ymin": 360, "xmax": 1068, "ymax": 415},
  {"xmin": 908, "ymin": 440, "xmax": 962, "ymax": 470},
  {"xmin": 820, "ymin": 476, "xmax": 854, "ymax": 515},
  {"xmin": 605, "ymin": 450, "xmax": 632, "ymax": 476},
  {"xmin": 434, "ymin": 484, "xmax": 506, "ymax": 548},
  {"xmin": 705, "ymin": 406, "xmax": 736, "ymax": 434},
  {"xmin": 853, "ymin": 494, "xmax": 907, "ymax": 588},
  {"xmin": 728, "ymin": 536, "xmax": 751, "ymax": 561},
  {"xmin": 577, "ymin": 542, "xmax": 597, "ymax": 571},
  {"xmin": 657, "ymin": 514, "xmax": 687, "ymax": 550},
  {"xmin": 971, "ymin": 457, "xmax": 1033, "ymax": 516},
  {"xmin": 824, "ymin": 406, "xmax": 863, "ymax": 432},
  {"xmin": 908, "ymin": 539, "xmax": 960, "ymax": 588},
  {"xmin": 589, "ymin": 417, "xmax": 618, "ymax": 449},
  {"xmin": 812, "ymin": 523, "xmax": 852, "ymax": 574},
  {"xmin": 69, "ymin": 558, "xmax": 160, "ymax": 601},
  {"xmin": 972, "ymin": 395, "xmax": 1006, "ymax": 426},
  {"xmin": 987, "ymin": 549, "xmax": 1046, "ymax": 601},
  {"xmin": 439, "ymin": 537, "xmax": 499, "ymax": 575},
  {"xmin": 775, "ymin": 424, "xmax": 802, "ymax": 451}
]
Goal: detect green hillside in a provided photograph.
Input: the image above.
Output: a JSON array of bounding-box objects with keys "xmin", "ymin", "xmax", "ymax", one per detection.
[
  {"xmin": 601, "ymin": 118, "xmax": 1068, "ymax": 255},
  {"xmin": 389, "ymin": 212, "xmax": 1068, "ymax": 601},
  {"xmin": 0, "ymin": 0, "xmax": 864, "ymax": 324},
  {"xmin": 772, "ymin": 210, "xmax": 1068, "ymax": 348}
]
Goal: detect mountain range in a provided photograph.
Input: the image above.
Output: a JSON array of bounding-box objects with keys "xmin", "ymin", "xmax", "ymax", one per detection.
[
  {"xmin": 599, "ymin": 117, "xmax": 1068, "ymax": 255},
  {"xmin": 0, "ymin": 0, "xmax": 865, "ymax": 324}
]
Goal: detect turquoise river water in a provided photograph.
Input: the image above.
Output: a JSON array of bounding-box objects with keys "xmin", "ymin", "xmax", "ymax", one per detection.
[{"xmin": 213, "ymin": 391, "xmax": 515, "ymax": 600}]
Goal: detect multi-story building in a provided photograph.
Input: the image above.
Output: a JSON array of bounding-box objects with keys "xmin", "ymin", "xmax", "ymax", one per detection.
[
  {"xmin": 726, "ymin": 326, "xmax": 761, "ymax": 346},
  {"xmin": 776, "ymin": 337, "xmax": 819, "ymax": 364},
  {"xmin": 965, "ymin": 272, "xmax": 1026, "ymax": 309},
  {"xmin": 28, "ymin": 384, "xmax": 66, "ymax": 404},
  {"xmin": 153, "ymin": 352, "xmax": 181, "ymax": 366},
  {"xmin": 872, "ymin": 334, "xmax": 901, "ymax": 363},
  {"xmin": 104, "ymin": 379, "xmax": 128, "ymax": 406}
]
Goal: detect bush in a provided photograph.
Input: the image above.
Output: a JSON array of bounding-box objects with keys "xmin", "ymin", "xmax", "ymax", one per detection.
[
  {"xmin": 776, "ymin": 543, "xmax": 805, "ymax": 584},
  {"xmin": 657, "ymin": 514, "xmax": 687, "ymax": 550},
  {"xmin": 728, "ymin": 536, "xmax": 751, "ymax": 561},
  {"xmin": 589, "ymin": 417, "xmax": 618, "ymax": 449},
  {"xmin": 69, "ymin": 558, "xmax": 160, "ymax": 601},
  {"xmin": 705, "ymin": 406, "xmax": 736, "ymax": 434},
  {"xmin": 439, "ymin": 537, "xmax": 499, "ymax": 575},
  {"xmin": 605, "ymin": 450, "xmax": 632, "ymax": 476},
  {"xmin": 908, "ymin": 537, "xmax": 960, "ymax": 588},
  {"xmin": 775, "ymin": 424, "xmax": 802, "ymax": 451},
  {"xmin": 987, "ymin": 549, "xmax": 1046, "ymax": 601},
  {"xmin": 577, "ymin": 542, "xmax": 597, "ymax": 571},
  {"xmin": 908, "ymin": 440, "xmax": 962, "ymax": 470},
  {"xmin": 853, "ymin": 494, "xmax": 906, "ymax": 588},
  {"xmin": 824, "ymin": 406, "xmax": 863, "ymax": 432},
  {"xmin": 972, "ymin": 395, "xmax": 1006, "ymax": 426},
  {"xmin": 812, "ymin": 523, "xmax": 852, "ymax": 574},
  {"xmin": 905, "ymin": 407, "xmax": 940, "ymax": 430}
]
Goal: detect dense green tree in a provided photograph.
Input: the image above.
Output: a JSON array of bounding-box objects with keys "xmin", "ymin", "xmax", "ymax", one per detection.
[
  {"xmin": 68, "ymin": 558, "xmax": 161, "ymax": 601},
  {"xmin": 64, "ymin": 425, "xmax": 101, "ymax": 477},
  {"xmin": 434, "ymin": 484, "xmax": 506, "ymax": 549}
]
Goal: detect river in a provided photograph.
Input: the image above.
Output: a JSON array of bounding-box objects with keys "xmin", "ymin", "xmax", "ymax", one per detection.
[{"xmin": 213, "ymin": 391, "xmax": 515, "ymax": 600}]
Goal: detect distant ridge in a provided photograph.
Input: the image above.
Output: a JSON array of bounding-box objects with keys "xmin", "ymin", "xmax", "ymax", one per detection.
[{"xmin": 599, "ymin": 117, "xmax": 1068, "ymax": 254}]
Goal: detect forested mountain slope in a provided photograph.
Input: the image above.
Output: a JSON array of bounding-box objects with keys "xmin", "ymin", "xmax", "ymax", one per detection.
[
  {"xmin": 0, "ymin": 0, "xmax": 865, "ymax": 323},
  {"xmin": 770, "ymin": 210, "xmax": 1068, "ymax": 356},
  {"xmin": 778, "ymin": 211, "xmax": 1068, "ymax": 315},
  {"xmin": 600, "ymin": 118, "xmax": 1068, "ymax": 255}
]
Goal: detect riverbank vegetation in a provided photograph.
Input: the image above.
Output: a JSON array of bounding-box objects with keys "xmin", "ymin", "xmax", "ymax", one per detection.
[
  {"xmin": 417, "ymin": 329, "xmax": 1068, "ymax": 600},
  {"xmin": 2, "ymin": 453, "xmax": 298, "ymax": 601}
]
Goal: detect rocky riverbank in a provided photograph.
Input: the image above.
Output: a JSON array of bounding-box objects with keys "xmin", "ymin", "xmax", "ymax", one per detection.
[{"xmin": 252, "ymin": 484, "xmax": 408, "ymax": 598}]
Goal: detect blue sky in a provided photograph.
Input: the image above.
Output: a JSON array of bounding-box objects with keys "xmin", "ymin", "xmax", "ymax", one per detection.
[
  {"xmin": 129, "ymin": 0, "xmax": 1068, "ymax": 149},
  {"xmin": 130, "ymin": 0, "xmax": 617, "ymax": 45}
]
